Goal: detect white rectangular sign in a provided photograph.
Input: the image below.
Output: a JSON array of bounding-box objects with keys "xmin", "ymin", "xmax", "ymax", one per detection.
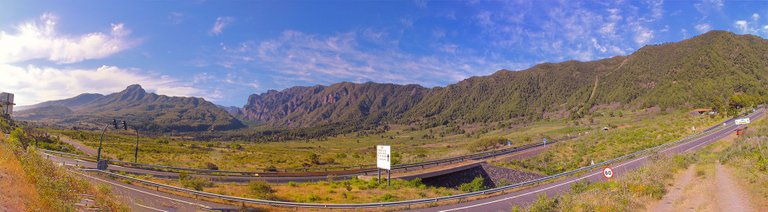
[
  {"xmin": 735, "ymin": 118, "xmax": 751, "ymax": 125},
  {"xmin": 376, "ymin": 145, "xmax": 391, "ymax": 170}
]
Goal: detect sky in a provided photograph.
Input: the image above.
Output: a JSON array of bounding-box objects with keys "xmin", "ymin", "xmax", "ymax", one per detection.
[{"xmin": 1, "ymin": 0, "xmax": 766, "ymax": 107}]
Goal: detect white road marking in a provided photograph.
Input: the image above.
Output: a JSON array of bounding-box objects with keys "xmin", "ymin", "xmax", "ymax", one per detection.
[
  {"xmin": 439, "ymin": 118, "xmax": 753, "ymax": 212},
  {"xmin": 71, "ymin": 171, "xmax": 212, "ymax": 209},
  {"xmin": 440, "ymin": 155, "xmax": 649, "ymax": 212},
  {"xmin": 135, "ymin": 203, "xmax": 168, "ymax": 212}
]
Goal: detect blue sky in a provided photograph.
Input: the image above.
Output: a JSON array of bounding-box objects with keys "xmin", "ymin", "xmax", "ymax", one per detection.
[{"xmin": 1, "ymin": 0, "xmax": 766, "ymax": 106}]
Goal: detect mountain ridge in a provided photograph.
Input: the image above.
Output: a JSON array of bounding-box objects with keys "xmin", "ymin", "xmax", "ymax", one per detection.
[
  {"xmin": 16, "ymin": 85, "xmax": 245, "ymax": 132},
  {"xmin": 239, "ymin": 30, "xmax": 768, "ymax": 130}
]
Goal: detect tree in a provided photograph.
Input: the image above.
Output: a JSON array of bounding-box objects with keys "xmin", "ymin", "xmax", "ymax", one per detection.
[{"xmin": 308, "ymin": 152, "xmax": 320, "ymax": 165}]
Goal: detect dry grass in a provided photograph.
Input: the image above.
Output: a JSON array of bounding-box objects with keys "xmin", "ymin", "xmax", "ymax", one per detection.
[
  {"xmin": 4, "ymin": 127, "xmax": 127, "ymax": 211},
  {"xmin": 0, "ymin": 137, "xmax": 42, "ymax": 211}
]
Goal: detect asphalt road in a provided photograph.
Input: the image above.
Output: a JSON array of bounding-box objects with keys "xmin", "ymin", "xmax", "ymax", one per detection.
[
  {"xmin": 62, "ymin": 167, "xmax": 238, "ymax": 211},
  {"xmin": 412, "ymin": 110, "xmax": 763, "ymax": 212}
]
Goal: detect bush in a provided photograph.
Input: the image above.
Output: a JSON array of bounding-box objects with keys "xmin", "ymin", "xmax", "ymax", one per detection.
[
  {"xmin": 248, "ymin": 181, "xmax": 275, "ymax": 199},
  {"xmin": 378, "ymin": 193, "xmax": 398, "ymax": 202},
  {"xmin": 308, "ymin": 153, "xmax": 320, "ymax": 165},
  {"xmin": 10, "ymin": 128, "xmax": 30, "ymax": 149},
  {"xmin": 204, "ymin": 162, "xmax": 219, "ymax": 170},
  {"xmin": 459, "ymin": 177, "xmax": 486, "ymax": 192},
  {"xmin": 180, "ymin": 176, "xmax": 212, "ymax": 191}
]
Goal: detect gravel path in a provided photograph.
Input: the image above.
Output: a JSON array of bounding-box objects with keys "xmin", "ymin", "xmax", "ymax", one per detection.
[
  {"xmin": 650, "ymin": 164, "xmax": 696, "ymax": 211},
  {"xmin": 715, "ymin": 163, "xmax": 754, "ymax": 212}
]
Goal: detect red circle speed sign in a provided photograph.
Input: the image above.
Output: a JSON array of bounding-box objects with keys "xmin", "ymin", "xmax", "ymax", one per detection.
[{"xmin": 602, "ymin": 167, "xmax": 614, "ymax": 179}]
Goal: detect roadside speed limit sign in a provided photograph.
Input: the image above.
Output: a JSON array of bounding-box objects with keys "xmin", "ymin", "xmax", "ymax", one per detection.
[{"xmin": 602, "ymin": 167, "xmax": 614, "ymax": 179}]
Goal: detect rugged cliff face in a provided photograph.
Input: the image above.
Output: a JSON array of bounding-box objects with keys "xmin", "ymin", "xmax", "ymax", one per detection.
[
  {"xmin": 242, "ymin": 82, "xmax": 428, "ymax": 128},
  {"xmin": 240, "ymin": 31, "xmax": 768, "ymax": 129}
]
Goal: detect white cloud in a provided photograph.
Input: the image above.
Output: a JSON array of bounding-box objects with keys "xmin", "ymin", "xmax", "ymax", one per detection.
[
  {"xmin": 633, "ymin": 25, "xmax": 654, "ymax": 44},
  {"xmin": 752, "ymin": 13, "xmax": 760, "ymax": 21},
  {"xmin": 695, "ymin": 23, "xmax": 711, "ymax": 33},
  {"xmin": 209, "ymin": 16, "xmax": 234, "ymax": 35},
  {"xmin": 734, "ymin": 20, "xmax": 754, "ymax": 34},
  {"xmin": 0, "ymin": 13, "xmax": 136, "ymax": 64},
  {"xmin": 0, "ymin": 64, "xmax": 210, "ymax": 105},
  {"xmin": 592, "ymin": 38, "xmax": 607, "ymax": 53}
]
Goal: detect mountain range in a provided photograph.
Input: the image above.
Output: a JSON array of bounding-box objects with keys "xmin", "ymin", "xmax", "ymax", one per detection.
[
  {"xmin": 16, "ymin": 30, "xmax": 768, "ymax": 134},
  {"xmin": 15, "ymin": 85, "xmax": 244, "ymax": 132},
  {"xmin": 240, "ymin": 30, "xmax": 768, "ymax": 129}
]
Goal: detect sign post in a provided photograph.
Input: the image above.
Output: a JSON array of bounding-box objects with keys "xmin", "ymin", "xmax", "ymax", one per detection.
[
  {"xmin": 377, "ymin": 145, "xmax": 391, "ymax": 186},
  {"xmin": 735, "ymin": 118, "xmax": 751, "ymax": 125}
]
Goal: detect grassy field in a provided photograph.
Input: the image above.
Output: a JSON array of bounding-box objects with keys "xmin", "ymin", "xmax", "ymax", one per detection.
[
  {"xmin": 43, "ymin": 107, "xmax": 664, "ymax": 171},
  {"xmin": 45, "ymin": 108, "xmax": 717, "ymax": 172},
  {"xmin": 497, "ymin": 109, "xmax": 724, "ymax": 175}
]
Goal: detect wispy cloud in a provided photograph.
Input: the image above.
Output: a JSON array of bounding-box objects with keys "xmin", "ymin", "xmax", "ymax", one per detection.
[
  {"xmin": 168, "ymin": 12, "xmax": 185, "ymax": 24},
  {"xmin": 213, "ymin": 30, "xmax": 527, "ymax": 87},
  {"xmin": 472, "ymin": 1, "xmax": 660, "ymax": 61},
  {"xmin": 0, "ymin": 13, "xmax": 137, "ymax": 64},
  {"xmin": 695, "ymin": 23, "xmax": 711, "ymax": 33},
  {"xmin": 209, "ymin": 16, "xmax": 234, "ymax": 36}
]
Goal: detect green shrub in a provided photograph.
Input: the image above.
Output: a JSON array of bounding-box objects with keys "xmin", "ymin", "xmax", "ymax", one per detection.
[
  {"xmin": 180, "ymin": 176, "xmax": 212, "ymax": 191},
  {"xmin": 459, "ymin": 177, "xmax": 486, "ymax": 192},
  {"xmin": 378, "ymin": 193, "xmax": 398, "ymax": 202},
  {"xmin": 247, "ymin": 181, "xmax": 275, "ymax": 199}
]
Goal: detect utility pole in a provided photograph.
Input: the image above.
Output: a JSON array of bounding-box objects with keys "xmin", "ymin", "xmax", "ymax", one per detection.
[{"xmin": 133, "ymin": 128, "xmax": 139, "ymax": 163}]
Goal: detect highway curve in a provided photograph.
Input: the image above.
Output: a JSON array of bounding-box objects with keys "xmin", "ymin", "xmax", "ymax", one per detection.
[{"xmin": 411, "ymin": 110, "xmax": 763, "ymax": 212}]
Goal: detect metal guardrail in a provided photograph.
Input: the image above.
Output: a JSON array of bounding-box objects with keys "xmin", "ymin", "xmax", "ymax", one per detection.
[
  {"xmin": 78, "ymin": 110, "xmax": 760, "ymax": 209},
  {"xmin": 45, "ymin": 135, "xmax": 572, "ymax": 177}
]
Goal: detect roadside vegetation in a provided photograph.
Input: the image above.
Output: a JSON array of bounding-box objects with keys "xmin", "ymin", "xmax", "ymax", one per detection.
[
  {"xmin": 720, "ymin": 117, "xmax": 768, "ymax": 206},
  {"xmin": 3, "ymin": 122, "xmax": 126, "ymax": 211},
  {"xmin": 124, "ymin": 175, "xmax": 459, "ymax": 204},
  {"xmin": 520, "ymin": 108, "xmax": 763, "ymax": 211},
  {"xmin": 45, "ymin": 108, "xmax": 679, "ymax": 172},
  {"xmin": 521, "ymin": 140, "xmax": 704, "ymax": 211},
  {"xmin": 498, "ymin": 109, "xmax": 723, "ymax": 175}
]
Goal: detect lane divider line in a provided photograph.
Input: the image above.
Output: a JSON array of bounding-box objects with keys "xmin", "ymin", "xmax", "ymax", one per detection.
[
  {"xmin": 71, "ymin": 171, "xmax": 212, "ymax": 209},
  {"xmin": 438, "ymin": 113, "xmax": 763, "ymax": 212},
  {"xmin": 135, "ymin": 203, "xmax": 168, "ymax": 212}
]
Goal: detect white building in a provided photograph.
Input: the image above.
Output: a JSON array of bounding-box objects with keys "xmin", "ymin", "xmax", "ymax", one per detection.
[{"xmin": 0, "ymin": 92, "xmax": 14, "ymax": 115}]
